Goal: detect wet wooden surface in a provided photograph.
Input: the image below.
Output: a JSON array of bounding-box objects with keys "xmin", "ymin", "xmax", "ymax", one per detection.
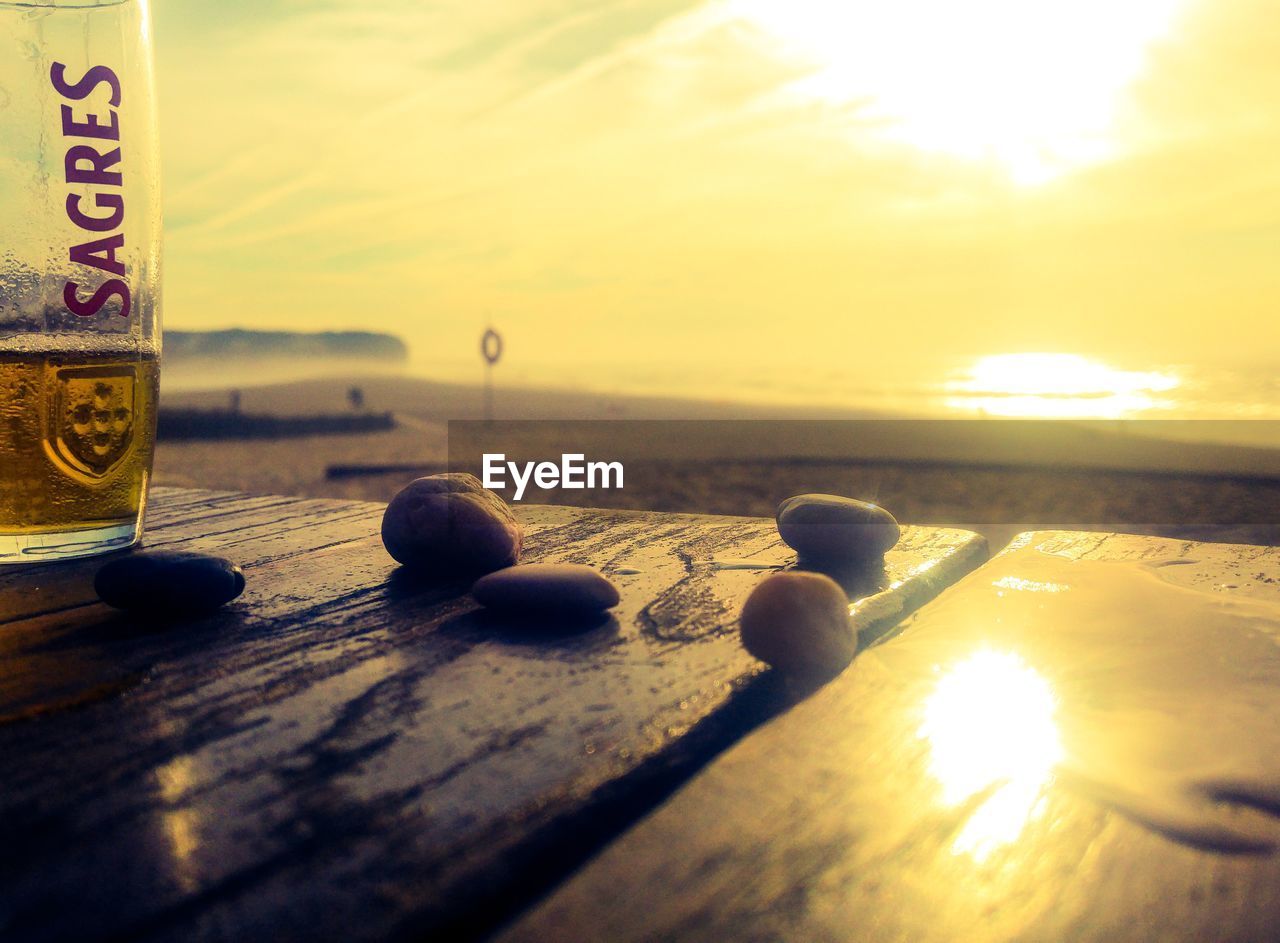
[
  {"xmin": 0, "ymin": 487, "xmax": 986, "ymax": 943},
  {"xmin": 498, "ymin": 532, "xmax": 1280, "ymax": 943}
]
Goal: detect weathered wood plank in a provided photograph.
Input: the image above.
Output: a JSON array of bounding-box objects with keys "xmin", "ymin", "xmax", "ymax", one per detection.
[
  {"xmin": 0, "ymin": 489, "xmax": 363, "ymax": 621},
  {"xmin": 0, "ymin": 489, "xmax": 985, "ymax": 943},
  {"xmin": 497, "ymin": 532, "xmax": 1280, "ymax": 943}
]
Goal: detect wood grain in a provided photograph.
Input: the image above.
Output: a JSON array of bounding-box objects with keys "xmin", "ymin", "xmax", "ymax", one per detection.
[
  {"xmin": 0, "ymin": 488, "xmax": 985, "ymax": 943},
  {"xmin": 496, "ymin": 531, "xmax": 1280, "ymax": 943}
]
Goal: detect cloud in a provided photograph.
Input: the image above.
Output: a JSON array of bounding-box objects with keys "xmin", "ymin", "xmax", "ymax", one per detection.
[{"xmin": 150, "ymin": 0, "xmax": 1280, "ymax": 370}]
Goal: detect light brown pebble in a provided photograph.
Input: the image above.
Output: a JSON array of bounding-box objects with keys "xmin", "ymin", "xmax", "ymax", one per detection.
[
  {"xmin": 776, "ymin": 493, "xmax": 900, "ymax": 564},
  {"xmin": 381, "ymin": 472, "xmax": 522, "ymax": 575},
  {"xmin": 739, "ymin": 571, "xmax": 855, "ymax": 678},
  {"xmin": 472, "ymin": 563, "xmax": 620, "ymax": 616}
]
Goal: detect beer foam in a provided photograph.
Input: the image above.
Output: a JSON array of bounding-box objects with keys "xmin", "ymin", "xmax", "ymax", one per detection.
[{"xmin": 0, "ymin": 329, "xmax": 157, "ymax": 359}]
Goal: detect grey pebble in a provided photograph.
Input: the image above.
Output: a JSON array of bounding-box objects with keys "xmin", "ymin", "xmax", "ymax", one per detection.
[
  {"xmin": 382, "ymin": 472, "xmax": 522, "ymax": 575},
  {"xmin": 95, "ymin": 550, "xmax": 246, "ymax": 615},
  {"xmin": 472, "ymin": 563, "xmax": 621, "ymax": 616},
  {"xmin": 776, "ymin": 493, "xmax": 900, "ymax": 563}
]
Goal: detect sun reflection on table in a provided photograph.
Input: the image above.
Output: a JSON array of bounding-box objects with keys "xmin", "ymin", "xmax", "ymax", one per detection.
[
  {"xmin": 920, "ymin": 648, "xmax": 1062, "ymax": 861},
  {"xmin": 155, "ymin": 754, "xmax": 203, "ymax": 892}
]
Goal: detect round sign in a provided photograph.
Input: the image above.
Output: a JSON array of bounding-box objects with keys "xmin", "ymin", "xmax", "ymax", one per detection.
[{"xmin": 481, "ymin": 328, "xmax": 503, "ymax": 365}]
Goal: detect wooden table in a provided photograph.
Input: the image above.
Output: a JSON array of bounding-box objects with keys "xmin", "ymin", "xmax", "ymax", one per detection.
[
  {"xmin": 0, "ymin": 488, "xmax": 986, "ymax": 943},
  {"xmin": 501, "ymin": 532, "xmax": 1280, "ymax": 943}
]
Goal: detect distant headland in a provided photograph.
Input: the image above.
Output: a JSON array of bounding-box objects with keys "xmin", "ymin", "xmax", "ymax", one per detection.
[{"xmin": 165, "ymin": 329, "xmax": 409, "ymax": 362}]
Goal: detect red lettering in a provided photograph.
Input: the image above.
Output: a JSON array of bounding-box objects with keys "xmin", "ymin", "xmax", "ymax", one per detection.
[
  {"xmin": 69, "ymin": 234, "xmax": 126, "ymax": 276},
  {"xmin": 54, "ymin": 63, "xmax": 131, "ymax": 322},
  {"xmin": 64, "ymin": 279, "xmax": 131, "ymax": 320},
  {"xmin": 50, "ymin": 62, "xmax": 121, "ymax": 106},
  {"xmin": 66, "ymin": 193, "xmax": 124, "ymax": 232},
  {"xmin": 61, "ymin": 104, "xmax": 120, "ymax": 141},
  {"xmin": 65, "ymin": 145, "xmax": 122, "ymax": 187}
]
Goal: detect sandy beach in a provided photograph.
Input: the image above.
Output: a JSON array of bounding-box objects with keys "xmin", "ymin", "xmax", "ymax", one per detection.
[{"xmin": 155, "ymin": 372, "xmax": 1280, "ymax": 551}]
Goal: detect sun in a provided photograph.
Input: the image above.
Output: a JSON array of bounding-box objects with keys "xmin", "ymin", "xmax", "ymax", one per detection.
[
  {"xmin": 945, "ymin": 352, "xmax": 1179, "ymax": 418},
  {"xmin": 725, "ymin": 0, "xmax": 1187, "ymax": 185}
]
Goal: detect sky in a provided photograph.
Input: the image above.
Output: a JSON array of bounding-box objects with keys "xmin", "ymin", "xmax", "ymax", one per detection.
[{"xmin": 152, "ymin": 0, "xmax": 1280, "ymax": 377}]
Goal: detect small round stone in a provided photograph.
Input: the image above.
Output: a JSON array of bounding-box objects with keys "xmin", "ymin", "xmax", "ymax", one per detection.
[
  {"xmin": 95, "ymin": 550, "xmax": 246, "ymax": 615},
  {"xmin": 775, "ymin": 493, "xmax": 900, "ymax": 563},
  {"xmin": 739, "ymin": 571, "xmax": 855, "ymax": 678},
  {"xmin": 382, "ymin": 472, "xmax": 522, "ymax": 575},
  {"xmin": 472, "ymin": 563, "xmax": 620, "ymax": 616}
]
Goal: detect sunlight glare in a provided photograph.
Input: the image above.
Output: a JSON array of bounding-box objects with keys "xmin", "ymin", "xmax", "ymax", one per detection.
[
  {"xmin": 920, "ymin": 649, "xmax": 1062, "ymax": 860},
  {"xmin": 726, "ymin": 0, "xmax": 1186, "ymax": 184},
  {"xmin": 155, "ymin": 755, "xmax": 203, "ymax": 891},
  {"xmin": 945, "ymin": 352, "xmax": 1179, "ymax": 418}
]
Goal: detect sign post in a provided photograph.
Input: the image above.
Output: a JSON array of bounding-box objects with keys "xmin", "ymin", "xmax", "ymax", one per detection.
[{"xmin": 481, "ymin": 327, "xmax": 503, "ymax": 423}]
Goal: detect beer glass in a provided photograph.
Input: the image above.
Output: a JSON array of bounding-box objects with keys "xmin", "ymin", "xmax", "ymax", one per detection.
[{"xmin": 0, "ymin": 0, "xmax": 161, "ymax": 563}]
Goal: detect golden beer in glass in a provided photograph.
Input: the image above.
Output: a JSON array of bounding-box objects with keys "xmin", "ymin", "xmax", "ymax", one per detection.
[{"xmin": 1, "ymin": 0, "xmax": 161, "ymax": 562}]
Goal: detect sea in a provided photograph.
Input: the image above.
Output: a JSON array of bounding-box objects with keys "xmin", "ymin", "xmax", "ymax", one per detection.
[
  {"xmin": 411, "ymin": 353, "xmax": 1280, "ymax": 444},
  {"xmin": 164, "ymin": 351, "xmax": 1280, "ymax": 450}
]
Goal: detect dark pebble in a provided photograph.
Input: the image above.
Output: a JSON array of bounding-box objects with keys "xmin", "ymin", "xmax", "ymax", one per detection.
[
  {"xmin": 472, "ymin": 563, "xmax": 620, "ymax": 616},
  {"xmin": 776, "ymin": 493, "xmax": 900, "ymax": 563},
  {"xmin": 382, "ymin": 472, "xmax": 523, "ymax": 575},
  {"xmin": 95, "ymin": 550, "xmax": 246, "ymax": 615}
]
